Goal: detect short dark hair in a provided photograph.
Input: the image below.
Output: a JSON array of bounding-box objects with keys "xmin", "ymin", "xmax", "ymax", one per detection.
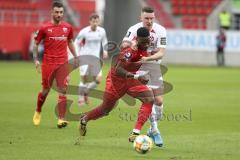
[
  {"xmin": 52, "ymin": 1, "xmax": 64, "ymax": 9},
  {"xmin": 142, "ymin": 6, "xmax": 154, "ymax": 13},
  {"xmin": 137, "ymin": 27, "xmax": 149, "ymax": 37},
  {"xmin": 89, "ymin": 13, "xmax": 99, "ymax": 20}
]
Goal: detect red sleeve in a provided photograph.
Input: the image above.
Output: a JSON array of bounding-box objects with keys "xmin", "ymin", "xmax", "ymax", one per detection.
[
  {"xmin": 68, "ymin": 26, "xmax": 74, "ymax": 40},
  {"xmin": 118, "ymin": 48, "xmax": 133, "ymax": 63},
  {"xmin": 34, "ymin": 26, "xmax": 45, "ymax": 44}
]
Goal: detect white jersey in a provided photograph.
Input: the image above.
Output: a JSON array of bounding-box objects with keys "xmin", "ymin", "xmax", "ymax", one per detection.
[
  {"xmin": 74, "ymin": 26, "xmax": 108, "ymax": 58},
  {"xmin": 123, "ymin": 22, "xmax": 167, "ymax": 63}
]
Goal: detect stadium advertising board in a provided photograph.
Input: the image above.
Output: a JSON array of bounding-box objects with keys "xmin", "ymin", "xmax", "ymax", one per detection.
[{"xmin": 167, "ymin": 30, "xmax": 240, "ymax": 53}]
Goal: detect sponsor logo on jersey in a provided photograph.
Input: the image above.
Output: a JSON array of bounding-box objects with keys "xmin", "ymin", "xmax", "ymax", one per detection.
[
  {"xmin": 124, "ymin": 52, "xmax": 132, "ymax": 60},
  {"xmin": 63, "ymin": 27, "xmax": 68, "ymax": 33},
  {"xmin": 48, "ymin": 29, "xmax": 53, "ymax": 33},
  {"xmin": 49, "ymin": 36, "xmax": 67, "ymax": 41}
]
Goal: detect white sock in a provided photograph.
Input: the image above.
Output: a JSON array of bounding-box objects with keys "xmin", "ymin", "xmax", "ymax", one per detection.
[
  {"xmin": 150, "ymin": 121, "xmax": 159, "ymax": 134},
  {"xmin": 149, "ymin": 104, "xmax": 163, "ymax": 133},
  {"xmin": 79, "ymin": 82, "xmax": 86, "ymax": 101},
  {"xmin": 133, "ymin": 129, "xmax": 140, "ymax": 134}
]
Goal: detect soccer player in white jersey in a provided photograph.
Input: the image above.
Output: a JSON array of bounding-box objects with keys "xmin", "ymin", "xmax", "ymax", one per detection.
[
  {"xmin": 74, "ymin": 13, "xmax": 108, "ymax": 106},
  {"xmin": 122, "ymin": 6, "xmax": 166, "ymax": 147}
]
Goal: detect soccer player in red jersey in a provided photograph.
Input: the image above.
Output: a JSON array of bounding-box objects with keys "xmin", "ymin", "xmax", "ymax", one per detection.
[
  {"xmin": 122, "ymin": 7, "xmax": 166, "ymax": 147},
  {"xmin": 79, "ymin": 27, "xmax": 154, "ymax": 142},
  {"xmin": 32, "ymin": 1, "xmax": 78, "ymax": 128}
]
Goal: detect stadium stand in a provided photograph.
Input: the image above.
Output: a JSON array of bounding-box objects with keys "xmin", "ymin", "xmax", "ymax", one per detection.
[
  {"xmin": 171, "ymin": 0, "xmax": 222, "ymax": 29},
  {"xmin": 0, "ymin": 0, "xmax": 51, "ymax": 59},
  {"xmin": 0, "ymin": 0, "xmax": 223, "ymax": 60},
  {"xmin": 146, "ymin": 0, "xmax": 175, "ymax": 28},
  {"xmin": 0, "ymin": 0, "xmax": 95, "ymax": 60},
  {"xmin": 68, "ymin": 0, "xmax": 95, "ymax": 28}
]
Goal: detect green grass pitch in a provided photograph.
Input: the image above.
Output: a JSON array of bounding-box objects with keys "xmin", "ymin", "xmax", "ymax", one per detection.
[{"xmin": 0, "ymin": 61, "xmax": 240, "ymax": 160}]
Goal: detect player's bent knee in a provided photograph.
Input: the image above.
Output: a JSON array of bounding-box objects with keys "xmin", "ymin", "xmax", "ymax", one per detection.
[
  {"xmin": 154, "ymin": 96, "xmax": 163, "ymax": 106},
  {"xmin": 154, "ymin": 100, "xmax": 163, "ymax": 106},
  {"xmin": 141, "ymin": 97, "xmax": 154, "ymax": 103}
]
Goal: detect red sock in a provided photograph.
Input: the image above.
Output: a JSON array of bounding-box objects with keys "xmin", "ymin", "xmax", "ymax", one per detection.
[
  {"xmin": 134, "ymin": 102, "xmax": 153, "ymax": 131},
  {"xmin": 36, "ymin": 92, "xmax": 47, "ymax": 112},
  {"xmin": 85, "ymin": 107, "xmax": 105, "ymax": 121},
  {"xmin": 85, "ymin": 100, "xmax": 116, "ymax": 122},
  {"xmin": 58, "ymin": 95, "xmax": 67, "ymax": 119}
]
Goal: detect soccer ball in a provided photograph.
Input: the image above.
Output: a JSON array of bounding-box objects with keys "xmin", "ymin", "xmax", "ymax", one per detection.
[{"xmin": 133, "ymin": 135, "xmax": 153, "ymax": 154}]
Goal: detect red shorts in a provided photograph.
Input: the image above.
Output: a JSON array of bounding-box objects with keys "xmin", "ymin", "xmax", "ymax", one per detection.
[
  {"xmin": 103, "ymin": 72, "xmax": 151, "ymax": 101},
  {"xmin": 41, "ymin": 63, "xmax": 69, "ymax": 89}
]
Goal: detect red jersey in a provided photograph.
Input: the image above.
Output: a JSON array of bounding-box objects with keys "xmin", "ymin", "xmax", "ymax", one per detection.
[
  {"xmin": 111, "ymin": 47, "xmax": 148, "ymax": 79},
  {"xmin": 35, "ymin": 21, "xmax": 74, "ymax": 64},
  {"xmin": 103, "ymin": 47, "xmax": 149, "ymax": 99}
]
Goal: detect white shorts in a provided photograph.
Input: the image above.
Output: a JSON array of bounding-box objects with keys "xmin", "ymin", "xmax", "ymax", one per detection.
[
  {"xmin": 79, "ymin": 55, "xmax": 103, "ymax": 77},
  {"xmin": 137, "ymin": 63, "xmax": 163, "ymax": 89},
  {"xmin": 80, "ymin": 64, "xmax": 102, "ymax": 77}
]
